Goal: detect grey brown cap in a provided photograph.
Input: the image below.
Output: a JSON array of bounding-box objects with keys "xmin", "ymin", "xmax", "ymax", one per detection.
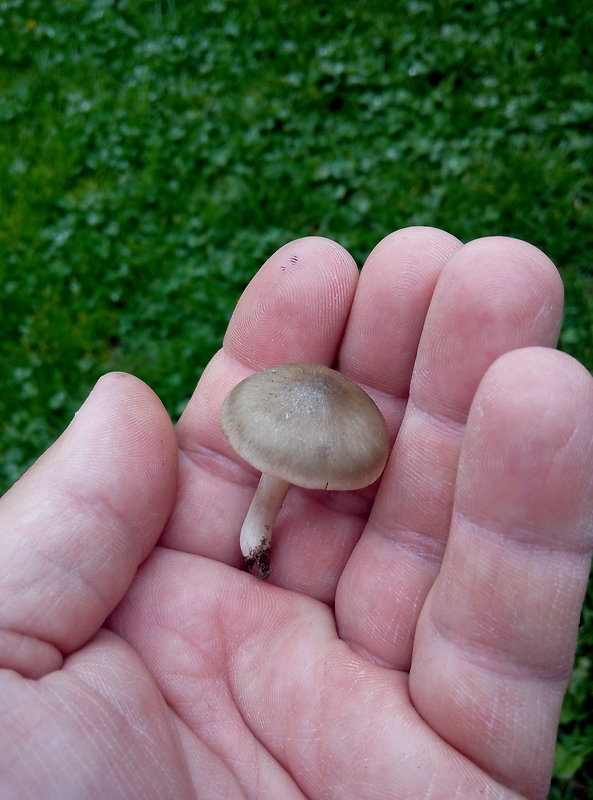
[{"xmin": 221, "ymin": 363, "xmax": 389, "ymax": 491}]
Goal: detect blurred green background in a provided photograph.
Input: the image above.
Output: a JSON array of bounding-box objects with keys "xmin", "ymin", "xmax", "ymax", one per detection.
[{"xmin": 1, "ymin": 1, "xmax": 592, "ymax": 795}]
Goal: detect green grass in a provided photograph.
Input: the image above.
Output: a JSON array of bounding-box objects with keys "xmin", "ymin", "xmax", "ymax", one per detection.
[{"xmin": 1, "ymin": 0, "xmax": 592, "ymax": 794}]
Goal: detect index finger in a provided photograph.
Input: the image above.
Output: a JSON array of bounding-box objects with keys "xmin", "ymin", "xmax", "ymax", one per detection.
[{"xmin": 166, "ymin": 236, "xmax": 361, "ymax": 581}]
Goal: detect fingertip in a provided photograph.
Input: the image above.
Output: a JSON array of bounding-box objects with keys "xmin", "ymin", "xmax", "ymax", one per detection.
[
  {"xmin": 472, "ymin": 346, "xmax": 593, "ymax": 447},
  {"xmin": 78, "ymin": 370, "xmax": 172, "ymax": 427},
  {"xmin": 461, "ymin": 346, "xmax": 593, "ymax": 553},
  {"xmin": 413, "ymin": 236, "xmax": 565, "ymax": 424},
  {"xmin": 450, "ymin": 235, "xmax": 564, "ymax": 316},
  {"xmin": 366, "ymin": 225, "xmax": 462, "ymax": 259},
  {"xmin": 339, "ymin": 225, "xmax": 462, "ymax": 397},
  {"xmin": 223, "ymin": 236, "xmax": 359, "ymax": 369},
  {"xmin": 50, "ymin": 371, "xmax": 178, "ymax": 520}
]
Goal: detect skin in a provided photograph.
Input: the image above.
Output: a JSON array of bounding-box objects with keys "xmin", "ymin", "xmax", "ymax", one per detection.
[{"xmin": 1, "ymin": 227, "xmax": 592, "ymax": 799}]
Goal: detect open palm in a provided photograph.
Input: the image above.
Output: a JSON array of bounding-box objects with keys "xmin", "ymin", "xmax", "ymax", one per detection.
[{"xmin": 2, "ymin": 228, "xmax": 592, "ymax": 800}]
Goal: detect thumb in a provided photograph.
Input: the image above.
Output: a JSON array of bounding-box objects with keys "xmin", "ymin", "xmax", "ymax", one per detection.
[{"xmin": 0, "ymin": 372, "xmax": 177, "ymax": 678}]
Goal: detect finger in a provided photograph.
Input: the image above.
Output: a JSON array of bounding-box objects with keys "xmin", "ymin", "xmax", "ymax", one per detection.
[
  {"xmin": 223, "ymin": 235, "xmax": 359, "ymax": 370},
  {"xmin": 0, "ymin": 372, "xmax": 177, "ymax": 678},
  {"xmin": 409, "ymin": 348, "xmax": 593, "ymax": 799},
  {"xmin": 166, "ymin": 237, "xmax": 362, "ymax": 598},
  {"xmin": 337, "ymin": 237, "xmax": 564, "ymax": 667},
  {"xmin": 337, "ymin": 226, "xmax": 462, "ymax": 399}
]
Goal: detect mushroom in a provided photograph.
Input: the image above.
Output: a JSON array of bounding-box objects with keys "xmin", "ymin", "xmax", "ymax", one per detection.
[{"xmin": 220, "ymin": 363, "xmax": 389, "ymax": 579}]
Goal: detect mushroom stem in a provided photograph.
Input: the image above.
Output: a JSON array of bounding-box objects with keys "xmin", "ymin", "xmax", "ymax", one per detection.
[{"xmin": 240, "ymin": 472, "xmax": 290, "ymax": 579}]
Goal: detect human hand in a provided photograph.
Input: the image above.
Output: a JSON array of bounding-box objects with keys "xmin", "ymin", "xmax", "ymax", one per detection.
[{"xmin": 2, "ymin": 228, "xmax": 592, "ymax": 799}]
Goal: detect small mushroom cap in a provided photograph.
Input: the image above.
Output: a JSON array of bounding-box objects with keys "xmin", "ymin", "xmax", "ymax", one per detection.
[{"xmin": 221, "ymin": 363, "xmax": 389, "ymax": 491}]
